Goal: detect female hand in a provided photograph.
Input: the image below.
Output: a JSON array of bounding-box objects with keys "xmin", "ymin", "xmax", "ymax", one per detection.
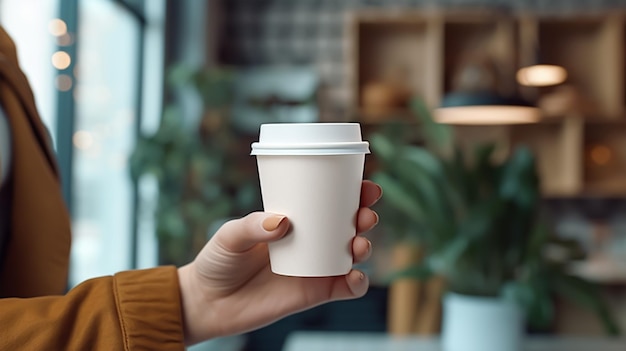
[{"xmin": 177, "ymin": 180, "xmax": 382, "ymax": 345}]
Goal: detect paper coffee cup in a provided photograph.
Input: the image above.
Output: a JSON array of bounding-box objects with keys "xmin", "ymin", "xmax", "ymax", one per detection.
[{"xmin": 251, "ymin": 123, "xmax": 370, "ymax": 277}]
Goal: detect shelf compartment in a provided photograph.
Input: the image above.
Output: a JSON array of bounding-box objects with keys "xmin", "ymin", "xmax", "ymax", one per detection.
[
  {"xmin": 583, "ymin": 123, "xmax": 626, "ymax": 196},
  {"xmin": 510, "ymin": 118, "xmax": 584, "ymax": 197},
  {"xmin": 351, "ymin": 14, "xmax": 442, "ymax": 121},
  {"xmin": 443, "ymin": 18, "xmax": 517, "ymax": 97},
  {"xmin": 537, "ymin": 16, "xmax": 623, "ymax": 118}
]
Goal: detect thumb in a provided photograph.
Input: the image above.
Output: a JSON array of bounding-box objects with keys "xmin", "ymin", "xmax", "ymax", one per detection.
[{"xmin": 213, "ymin": 212, "xmax": 289, "ymax": 253}]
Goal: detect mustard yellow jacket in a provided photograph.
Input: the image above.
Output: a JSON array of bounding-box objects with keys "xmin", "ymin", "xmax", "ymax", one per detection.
[{"xmin": 0, "ymin": 27, "xmax": 185, "ymax": 350}]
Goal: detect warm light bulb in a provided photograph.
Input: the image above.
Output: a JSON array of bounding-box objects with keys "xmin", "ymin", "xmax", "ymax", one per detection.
[
  {"xmin": 590, "ymin": 145, "xmax": 612, "ymax": 166},
  {"xmin": 73, "ymin": 131, "xmax": 94, "ymax": 150},
  {"xmin": 51, "ymin": 51, "xmax": 71, "ymax": 70},
  {"xmin": 517, "ymin": 65, "xmax": 567, "ymax": 87},
  {"xmin": 48, "ymin": 19, "xmax": 67, "ymax": 36},
  {"xmin": 55, "ymin": 74, "xmax": 73, "ymax": 92},
  {"xmin": 434, "ymin": 105, "xmax": 540, "ymax": 125},
  {"xmin": 57, "ymin": 33, "xmax": 73, "ymax": 46}
]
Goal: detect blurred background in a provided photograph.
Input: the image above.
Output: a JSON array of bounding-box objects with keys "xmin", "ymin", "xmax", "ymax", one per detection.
[{"xmin": 4, "ymin": 0, "xmax": 626, "ymax": 350}]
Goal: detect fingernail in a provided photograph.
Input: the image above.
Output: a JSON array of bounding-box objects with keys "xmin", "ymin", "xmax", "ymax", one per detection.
[
  {"xmin": 262, "ymin": 215, "xmax": 286, "ymax": 231},
  {"xmin": 367, "ymin": 240, "xmax": 372, "ymax": 253},
  {"xmin": 375, "ymin": 185, "xmax": 383, "ymax": 201},
  {"xmin": 359, "ymin": 272, "xmax": 365, "ymax": 280},
  {"xmin": 373, "ymin": 211, "xmax": 380, "ymax": 225}
]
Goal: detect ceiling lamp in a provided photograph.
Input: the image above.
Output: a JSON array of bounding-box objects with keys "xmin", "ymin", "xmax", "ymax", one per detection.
[
  {"xmin": 516, "ymin": 27, "xmax": 568, "ymax": 87},
  {"xmin": 434, "ymin": 91, "xmax": 540, "ymax": 125},
  {"xmin": 517, "ymin": 64, "xmax": 568, "ymax": 87}
]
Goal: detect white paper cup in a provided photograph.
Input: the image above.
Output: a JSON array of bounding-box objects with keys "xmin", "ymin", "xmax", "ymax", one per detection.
[{"xmin": 251, "ymin": 123, "xmax": 370, "ymax": 277}]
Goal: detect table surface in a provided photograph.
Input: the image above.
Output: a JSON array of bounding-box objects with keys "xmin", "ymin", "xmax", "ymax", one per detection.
[{"xmin": 283, "ymin": 332, "xmax": 626, "ymax": 351}]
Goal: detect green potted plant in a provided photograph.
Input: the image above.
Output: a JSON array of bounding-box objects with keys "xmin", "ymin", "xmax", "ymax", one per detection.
[
  {"xmin": 370, "ymin": 100, "xmax": 619, "ymax": 351},
  {"xmin": 129, "ymin": 65, "xmax": 261, "ymax": 266}
]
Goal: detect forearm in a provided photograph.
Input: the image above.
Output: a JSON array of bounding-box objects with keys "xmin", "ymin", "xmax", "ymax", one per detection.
[
  {"xmin": 0, "ymin": 267, "xmax": 185, "ymax": 350},
  {"xmin": 0, "ymin": 278, "xmax": 123, "ymax": 349}
]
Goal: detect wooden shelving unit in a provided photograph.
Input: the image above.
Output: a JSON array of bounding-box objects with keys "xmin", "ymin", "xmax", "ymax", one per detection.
[
  {"xmin": 584, "ymin": 122, "xmax": 626, "ymax": 195},
  {"xmin": 536, "ymin": 16, "xmax": 624, "ymax": 118},
  {"xmin": 348, "ymin": 10, "xmax": 626, "ymax": 336},
  {"xmin": 349, "ymin": 9, "xmax": 626, "ymax": 198},
  {"xmin": 351, "ymin": 12, "xmax": 442, "ymax": 122}
]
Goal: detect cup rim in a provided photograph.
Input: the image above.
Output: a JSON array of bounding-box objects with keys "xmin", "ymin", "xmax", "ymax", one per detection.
[{"xmin": 251, "ymin": 141, "xmax": 370, "ymax": 155}]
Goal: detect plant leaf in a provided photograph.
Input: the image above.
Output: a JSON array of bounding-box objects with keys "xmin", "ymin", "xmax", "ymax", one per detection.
[
  {"xmin": 552, "ymin": 274, "xmax": 620, "ymax": 336},
  {"xmin": 370, "ymin": 171, "xmax": 427, "ymax": 224}
]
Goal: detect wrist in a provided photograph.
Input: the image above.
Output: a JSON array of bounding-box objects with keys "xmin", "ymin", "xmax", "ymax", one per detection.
[{"xmin": 178, "ymin": 263, "xmax": 215, "ymax": 345}]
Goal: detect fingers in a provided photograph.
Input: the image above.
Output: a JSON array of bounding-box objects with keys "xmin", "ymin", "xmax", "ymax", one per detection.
[
  {"xmin": 360, "ymin": 180, "xmax": 383, "ymax": 207},
  {"xmin": 352, "ymin": 236, "xmax": 372, "ymax": 264},
  {"xmin": 356, "ymin": 207, "xmax": 378, "ymax": 234},
  {"xmin": 215, "ymin": 212, "xmax": 290, "ymax": 253},
  {"xmin": 211, "ymin": 181, "xmax": 381, "ymax": 255},
  {"xmin": 328, "ymin": 270, "xmax": 369, "ymax": 301}
]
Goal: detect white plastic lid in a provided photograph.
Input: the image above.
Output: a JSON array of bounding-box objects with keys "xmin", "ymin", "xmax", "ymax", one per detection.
[{"xmin": 251, "ymin": 123, "xmax": 370, "ymax": 156}]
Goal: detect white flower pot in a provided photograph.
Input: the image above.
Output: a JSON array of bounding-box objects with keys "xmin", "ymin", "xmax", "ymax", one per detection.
[{"xmin": 441, "ymin": 293, "xmax": 525, "ymax": 351}]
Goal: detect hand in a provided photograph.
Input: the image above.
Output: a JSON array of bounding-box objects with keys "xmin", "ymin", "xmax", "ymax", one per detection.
[{"xmin": 177, "ymin": 180, "xmax": 382, "ymax": 345}]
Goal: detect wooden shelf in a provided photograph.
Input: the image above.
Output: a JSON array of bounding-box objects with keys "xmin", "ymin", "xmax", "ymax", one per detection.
[
  {"xmin": 535, "ymin": 16, "xmax": 623, "ymax": 118},
  {"xmin": 349, "ymin": 11, "xmax": 626, "ymax": 198},
  {"xmin": 354, "ymin": 108, "xmax": 418, "ymax": 125},
  {"xmin": 443, "ymin": 17, "xmax": 517, "ymax": 97},
  {"xmin": 353, "ymin": 18, "xmax": 439, "ymax": 113},
  {"xmin": 584, "ymin": 123, "xmax": 626, "ymax": 193}
]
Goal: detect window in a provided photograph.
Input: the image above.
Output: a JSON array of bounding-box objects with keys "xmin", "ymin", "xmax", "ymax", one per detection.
[
  {"xmin": 0, "ymin": 0, "xmax": 60, "ymax": 143},
  {"xmin": 70, "ymin": 0, "xmax": 165, "ymax": 285},
  {"xmin": 1, "ymin": 0, "xmax": 166, "ymax": 287}
]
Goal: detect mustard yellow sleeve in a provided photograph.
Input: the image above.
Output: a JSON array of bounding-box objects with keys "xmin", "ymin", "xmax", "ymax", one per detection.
[{"xmin": 0, "ymin": 266, "xmax": 185, "ymax": 351}]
